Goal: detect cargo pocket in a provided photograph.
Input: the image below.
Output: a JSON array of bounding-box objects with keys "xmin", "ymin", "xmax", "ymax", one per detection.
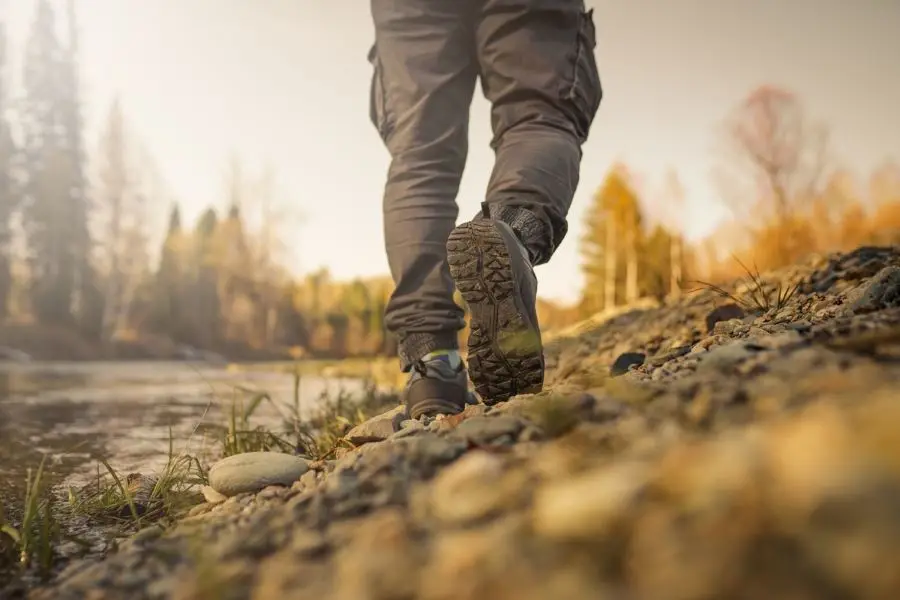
[
  {"xmin": 564, "ymin": 9, "xmax": 603, "ymax": 142},
  {"xmin": 368, "ymin": 44, "xmax": 393, "ymax": 142}
]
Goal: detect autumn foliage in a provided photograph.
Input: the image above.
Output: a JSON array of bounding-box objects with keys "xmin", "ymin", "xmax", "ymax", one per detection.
[
  {"xmin": 0, "ymin": 4, "xmax": 896, "ymax": 361},
  {"xmin": 698, "ymin": 86, "xmax": 900, "ymax": 281},
  {"xmin": 578, "ymin": 86, "xmax": 900, "ymax": 313}
]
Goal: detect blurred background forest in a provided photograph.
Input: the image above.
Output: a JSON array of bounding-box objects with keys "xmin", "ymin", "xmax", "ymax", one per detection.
[{"xmin": 0, "ymin": 2, "xmax": 898, "ymax": 361}]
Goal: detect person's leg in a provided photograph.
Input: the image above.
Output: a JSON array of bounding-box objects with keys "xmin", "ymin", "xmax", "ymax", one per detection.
[
  {"xmin": 478, "ymin": 0, "xmax": 601, "ymax": 266},
  {"xmin": 447, "ymin": 0, "xmax": 602, "ymax": 403},
  {"xmin": 369, "ymin": 0, "xmax": 479, "ymax": 416}
]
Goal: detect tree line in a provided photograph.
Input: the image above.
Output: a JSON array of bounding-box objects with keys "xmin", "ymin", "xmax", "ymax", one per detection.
[
  {"xmin": 1, "ymin": 4, "xmax": 897, "ymax": 360},
  {"xmin": 0, "ymin": 0, "xmax": 94, "ymax": 333},
  {"xmin": 579, "ymin": 165, "xmax": 692, "ymax": 315},
  {"xmin": 0, "ymin": 1, "xmax": 401, "ymax": 361},
  {"xmin": 578, "ymin": 85, "xmax": 900, "ymax": 317}
]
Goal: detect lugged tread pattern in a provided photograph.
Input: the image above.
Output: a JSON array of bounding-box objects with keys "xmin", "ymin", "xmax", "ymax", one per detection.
[{"xmin": 447, "ymin": 220, "xmax": 544, "ymax": 403}]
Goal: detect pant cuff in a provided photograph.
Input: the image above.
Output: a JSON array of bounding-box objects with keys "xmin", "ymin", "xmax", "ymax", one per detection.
[
  {"xmin": 398, "ymin": 331, "xmax": 459, "ymax": 371},
  {"xmin": 479, "ymin": 202, "xmax": 560, "ymax": 266}
]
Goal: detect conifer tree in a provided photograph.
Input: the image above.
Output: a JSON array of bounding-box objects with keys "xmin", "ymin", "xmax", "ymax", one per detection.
[
  {"xmin": 20, "ymin": 0, "xmax": 94, "ymax": 327},
  {"xmin": 0, "ymin": 15, "xmax": 16, "ymax": 319}
]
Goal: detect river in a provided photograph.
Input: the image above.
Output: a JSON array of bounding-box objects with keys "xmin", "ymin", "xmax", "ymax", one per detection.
[{"xmin": 0, "ymin": 361, "xmax": 364, "ymax": 506}]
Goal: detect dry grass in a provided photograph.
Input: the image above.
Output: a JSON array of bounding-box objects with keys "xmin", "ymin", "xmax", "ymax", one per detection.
[
  {"xmin": 67, "ymin": 432, "xmax": 206, "ymax": 530},
  {"xmin": 208, "ymin": 373, "xmax": 400, "ymax": 461},
  {"xmin": 690, "ymin": 256, "xmax": 799, "ymax": 314}
]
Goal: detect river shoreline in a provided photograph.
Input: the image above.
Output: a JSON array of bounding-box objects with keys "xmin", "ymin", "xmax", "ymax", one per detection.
[
  {"xmin": 7, "ymin": 245, "xmax": 900, "ymax": 599},
  {"xmin": 0, "ymin": 362, "xmax": 389, "ymax": 597},
  {"xmin": 0, "ymin": 322, "xmax": 402, "ymax": 368}
]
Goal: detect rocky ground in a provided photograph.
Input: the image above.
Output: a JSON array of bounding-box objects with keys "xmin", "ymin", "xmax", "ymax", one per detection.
[{"xmin": 26, "ymin": 246, "xmax": 900, "ymax": 600}]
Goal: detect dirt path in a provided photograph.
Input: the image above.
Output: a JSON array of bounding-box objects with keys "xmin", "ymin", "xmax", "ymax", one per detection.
[{"xmin": 30, "ymin": 246, "xmax": 900, "ymax": 600}]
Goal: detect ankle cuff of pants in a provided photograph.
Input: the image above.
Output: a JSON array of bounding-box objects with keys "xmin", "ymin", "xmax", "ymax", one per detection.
[
  {"xmin": 398, "ymin": 331, "xmax": 459, "ymax": 372},
  {"xmin": 480, "ymin": 202, "xmax": 558, "ymax": 266}
]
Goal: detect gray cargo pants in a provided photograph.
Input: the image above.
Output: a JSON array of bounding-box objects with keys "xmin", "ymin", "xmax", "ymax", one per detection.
[{"xmin": 369, "ymin": 0, "xmax": 602, "ymax": 369}]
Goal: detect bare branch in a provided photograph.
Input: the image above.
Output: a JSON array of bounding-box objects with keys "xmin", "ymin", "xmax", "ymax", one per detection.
[{"xmin": 716, "ymin": 85, "xmax": 830, "ymax": 224}]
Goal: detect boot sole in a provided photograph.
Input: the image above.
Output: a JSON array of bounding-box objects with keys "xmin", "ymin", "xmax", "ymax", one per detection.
[{"xmin": 447, "ymin": 220, "xmax": 544, "ymax": 404}]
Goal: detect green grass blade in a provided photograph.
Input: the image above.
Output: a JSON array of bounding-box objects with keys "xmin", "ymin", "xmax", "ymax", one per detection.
[{"xmin": 100, "ymin": 459, "xmax": 141, "ymax": 527}]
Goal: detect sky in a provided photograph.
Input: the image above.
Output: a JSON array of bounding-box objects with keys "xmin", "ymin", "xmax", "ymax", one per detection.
[{"xmin": 1, "ymin": 0, "xmax": 899, "ymax": 303}]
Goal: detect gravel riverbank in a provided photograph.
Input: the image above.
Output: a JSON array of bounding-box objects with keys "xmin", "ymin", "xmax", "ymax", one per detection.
[{"xmin": 27, "ymin": 246, "xmax": 900, "ymax": 600}]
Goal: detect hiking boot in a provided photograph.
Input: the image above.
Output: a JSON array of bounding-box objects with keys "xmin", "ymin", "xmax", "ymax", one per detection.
[
  {"xmin": 403, "ymin": 353, "xmax": 473, "ymax": 419},
  {"xmin": 446, "ymin": 218, "xmax": 544, "ymax": 404}
]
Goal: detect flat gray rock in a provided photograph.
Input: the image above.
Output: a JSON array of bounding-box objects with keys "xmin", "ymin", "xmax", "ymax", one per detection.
[
  {"xmin": 208, "ymin": 452, "xmax": 310, "ymax": 497},
  {"xmin": 345, "ymin": 404, "xmax": 405, "ymax": 445},
  {"xmin": 851, "ymin": 266, "xmax": 900, "ymax": 312},
  {"xmin": 450, "ymin": 415, "xmax": 526, "ymax": 446}
]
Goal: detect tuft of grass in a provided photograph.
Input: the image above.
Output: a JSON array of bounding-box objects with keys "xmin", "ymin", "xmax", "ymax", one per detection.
[
  {"xmin": 0, "ymin": 455, "xmax": 60, "ymax": 576},
  {"xmin": 300, "ymin": 382, "xmax": 401, "ymax": 459},
  {"xmin": 218, "ymin": 386, "xmax": 298, "ymax": 457},
  {"xmin": 689, "ymin": 255, "xmax": 799, "ymax": 313},
  {"xmin": 209, "ymin": 372, "xmax": 401, "ymax": 461},
  {"xmin": 213, "ymin": 370, "xmax": 323, "ymax": 458},
  {"xmin": 68, "ymin": 428, "xmax": 206, "ymax": 529}
]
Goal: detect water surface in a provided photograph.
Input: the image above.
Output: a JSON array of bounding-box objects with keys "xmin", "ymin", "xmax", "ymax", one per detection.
[{"xmin": 0, "ymin": 361, "xmax": 362, "ymax": 504}]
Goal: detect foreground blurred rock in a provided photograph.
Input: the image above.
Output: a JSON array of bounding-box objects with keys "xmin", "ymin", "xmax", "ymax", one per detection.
[{"xmin": 30, "ymin": 246, "xmax": 900, "ymax": 600}]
